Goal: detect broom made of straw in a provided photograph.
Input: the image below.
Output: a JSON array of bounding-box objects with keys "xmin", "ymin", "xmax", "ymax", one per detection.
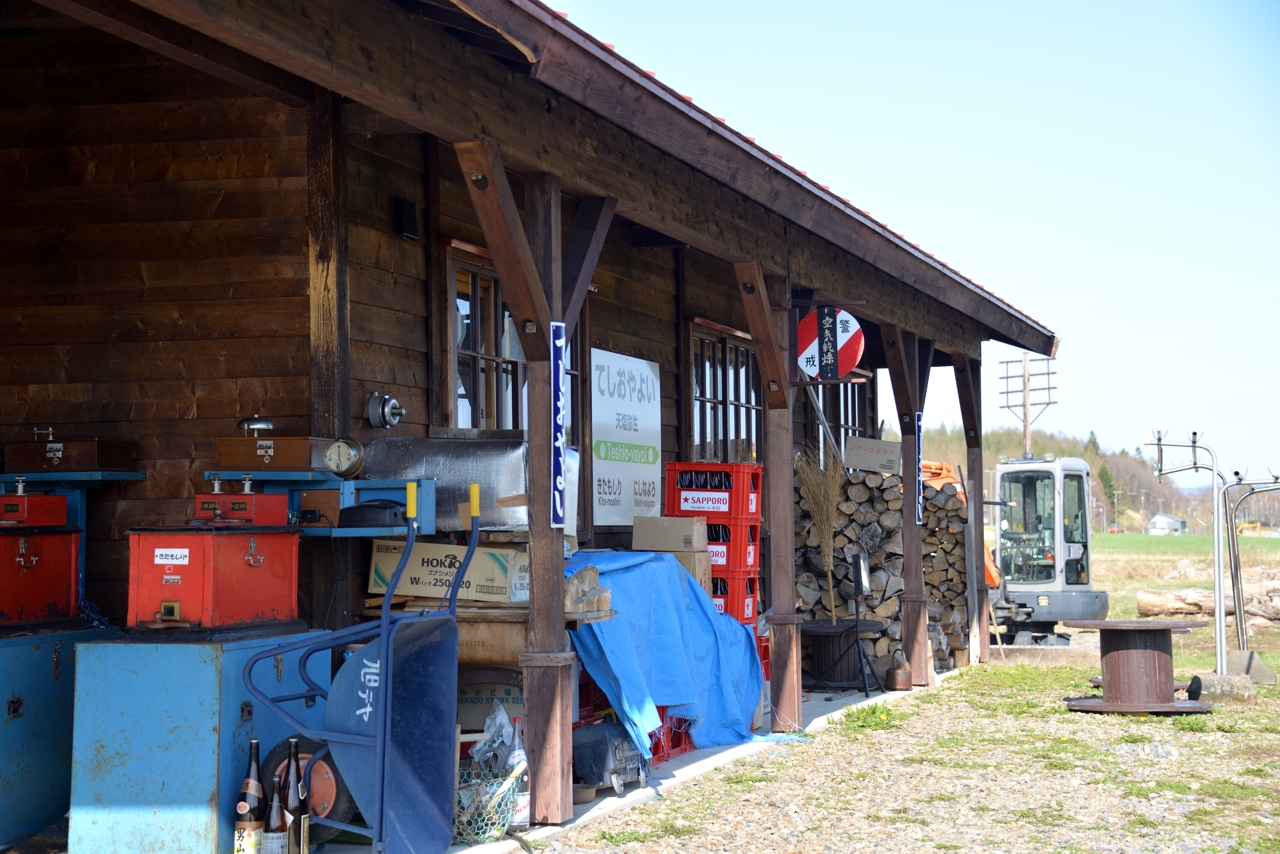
[{"xmin": 795, "ymin": 446, "xmax": 846, "ymax": 626}]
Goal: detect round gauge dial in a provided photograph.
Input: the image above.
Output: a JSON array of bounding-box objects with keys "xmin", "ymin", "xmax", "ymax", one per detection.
[{"xmin": 323, "ymin": 437, "xmax": 364, "ymax": 478}]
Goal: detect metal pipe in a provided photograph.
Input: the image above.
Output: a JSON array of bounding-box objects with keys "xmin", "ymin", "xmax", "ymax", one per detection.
[
  {"xmin": 1146, "ymin": 436, "xmax": 1227, "ymax": 675},
  {"xmin": 1223, "ymin": 479, "xmax": 1280, "ymax": 651}
]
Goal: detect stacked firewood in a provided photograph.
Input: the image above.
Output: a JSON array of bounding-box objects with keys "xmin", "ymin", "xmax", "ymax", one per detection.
[{"xmin": 794, "ymin": 469, "xmax": 970, "ymax": 675}]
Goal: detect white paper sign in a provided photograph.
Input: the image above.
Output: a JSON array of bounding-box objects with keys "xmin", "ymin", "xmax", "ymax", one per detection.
[
  {"xmin": 154, "ymin": 548, "xmax": 190, "ymax": 565},
  {"xmin": 590, "ymin": 348, "xmax": 662, "ymax": 526},
  {"xmin": 843, "ymin": 436, "xmax": 902, "ymax": 474}
]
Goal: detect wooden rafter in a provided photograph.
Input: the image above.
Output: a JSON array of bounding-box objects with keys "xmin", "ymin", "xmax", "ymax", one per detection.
[
  {"xmin": 453, "ymin": 141, "xmax": 552, "ymax": 361},
  {"xmin": 733, "ymin": 262, "xmax": 789, "ymax": 410},
  {"xmin": 562, "ymin": 196, "xmax": 615, "ymax": 337},
  {"xmin": 34, "ymin": 0, "xmax": 313, "ymax": 106}
]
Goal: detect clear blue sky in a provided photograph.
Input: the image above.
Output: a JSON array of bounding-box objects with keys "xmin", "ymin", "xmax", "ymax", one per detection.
[{"xmin": 555, "ymin": 0, "xmax": 1280, "ymax": 484}]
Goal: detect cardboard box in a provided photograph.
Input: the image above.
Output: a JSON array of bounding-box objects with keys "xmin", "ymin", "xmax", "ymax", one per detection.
[
  {"xmin": 368, "ymin": 540, "xmax": 529, "ymax": 603},
  {"xmin": 668, "ymin": 551, "xmax": 712, "ymax": 594},
  {"xmin": 631, "ymin": 515, "xmax": 708, "ymax": 551}
]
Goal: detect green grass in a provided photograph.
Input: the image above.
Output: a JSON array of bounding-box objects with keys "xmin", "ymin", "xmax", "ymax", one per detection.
[
  {"xmin": 1115, "ymin": 733, "xmax": 1153, "ymax": 744},
  {"xmin": 596, "ymin": 818, "xmax": 700, "ymax": 844},
  {"xmin": 722, "ymin": 771, "xmax": 777, "ymax": 785},
  {"xmin": 836, "ymin": 702, "xmax": 904, "ymax": 736},
  {"xmin": 1093, "ymin": 533, "xmax": 1280, "ymax": 560},
  {"xmin": 1174, "ymin": 715, "xmax": 1211, "ymax": 733}
]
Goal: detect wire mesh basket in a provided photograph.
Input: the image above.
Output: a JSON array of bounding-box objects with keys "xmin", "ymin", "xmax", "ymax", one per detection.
[{"xmin": 453, "ymin": 768, "xmax": 517, "ymax": 845}]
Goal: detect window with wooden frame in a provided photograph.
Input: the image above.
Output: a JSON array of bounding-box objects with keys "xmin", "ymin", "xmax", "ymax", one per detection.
[
  {"xmin": 454, "ymin": 263, "xmax": 526, "ymax": 430},
  {"xmin": 690, "ymin": 324, "xmax": 763, "ymax": 463},
  {"xmin": 451, "ymin": 258, "xmax": 586, "ymax": 444}
]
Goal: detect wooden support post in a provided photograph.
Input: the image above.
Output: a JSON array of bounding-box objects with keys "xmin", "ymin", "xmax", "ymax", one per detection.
[
  {"xmin": 455, "ymin": 166, "xmax": 589, "ymax": 824},
  {"xmin": 306, "ymin": 89, "xmax": 349, "ymax": 631},
  {"xmin": 307, "ymin": 88, "xmax": 350, "ymax": 439},
  {"xmin": 951, "ymin": 354, "xmax": 987, "ymax": 662},
  {"xmin": 520, "ymin": 173, "xmax": 573, "ymax": 825},
  {"xmin": 883, "ymin": 325, "xmax": 933, "ymax": 686},
  {"xmin": 748, "ymin": 272, "xmax": 802, "ymax": 731}
]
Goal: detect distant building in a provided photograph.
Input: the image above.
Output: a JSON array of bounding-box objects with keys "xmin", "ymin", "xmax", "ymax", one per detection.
[{"xmin": 1149, "ymin": 513, "xmax": 1187, "ymax": 536}]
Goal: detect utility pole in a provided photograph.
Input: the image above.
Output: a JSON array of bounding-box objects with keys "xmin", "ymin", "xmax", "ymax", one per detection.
[
  {"xmin": 1139, "ymin": 489, "xmax": 1149, "ymax": 526},
  {"xmin": 1157, "ymin": 497, "xmax": 1164, "ymax": 516},
  {"xmin": 999, "ymin": 352, "xmax": 1056, "ymax": 460},
  {"xmin": 1113, "ymin": 488, "xmax": 1124, "ymax": 533}
]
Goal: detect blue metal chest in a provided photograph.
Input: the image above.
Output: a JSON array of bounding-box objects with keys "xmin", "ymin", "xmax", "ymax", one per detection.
[
  {"xmin": 68, "ymin": 629, "xmax": 329, "ymax": 854},
  {"xmin": 0, "ymin": 625, "xmax": 117, "ymax": 850}
]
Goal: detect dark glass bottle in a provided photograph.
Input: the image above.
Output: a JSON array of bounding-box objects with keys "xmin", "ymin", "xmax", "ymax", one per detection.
[
  {"xmin": 283, "ymin": 738, "xmax": 309, "ymax": 854},
  {"xmin": 234, "ymin": 739, "xmax": 265, "ymax": 854},
  {"xmin": 263, "ymin": 774, "xmax": 287, "ymax": 854}
]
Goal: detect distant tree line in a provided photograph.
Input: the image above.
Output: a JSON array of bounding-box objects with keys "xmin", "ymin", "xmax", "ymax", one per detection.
[{"xmin": 880, "ymin": 425, "xmax": 1276, "ymax": 534}]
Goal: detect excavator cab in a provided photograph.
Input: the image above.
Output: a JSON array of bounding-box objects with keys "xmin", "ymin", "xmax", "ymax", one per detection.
[{"xmin": 992, "ymin": 456, "xmax": 1108, "ymax": 637}]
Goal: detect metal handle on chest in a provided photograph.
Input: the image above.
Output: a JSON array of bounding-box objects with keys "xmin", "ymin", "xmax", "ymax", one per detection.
[
  {"xmin": 244, "ymin": 537, "xmax": 265, "ymax": 567},
  {"xmin": 16, "ymin": 537, "xmax": 38, "ymax": 568}
]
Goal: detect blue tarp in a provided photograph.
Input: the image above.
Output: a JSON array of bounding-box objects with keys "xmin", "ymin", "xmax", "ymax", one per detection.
[{"xmin": 565, "ymin": 550, "xmax": 763, "ymax": 759}]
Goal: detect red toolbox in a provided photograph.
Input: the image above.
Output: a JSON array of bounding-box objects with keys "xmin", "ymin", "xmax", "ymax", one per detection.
[
  {"xmin": 1, "ymin": 493, "xmax": 69, "ymax": 527},
  {"xmin": 665, "ymin": 462, "xmax": 762, "ymax": 519},
  {"xmin": 706, "ymin": 519, "xmax": 760, "ymax": 570},
  {"xmin": 0, "ymin": 527, "xmax": 80, "ymax": 623},
  {"xmin": 710, "ymin": 570, "xmax": 758, "ymax": 623},
  {"xmin": 126, "ymin": 526, "xmax": 299, "ymax": 628}
]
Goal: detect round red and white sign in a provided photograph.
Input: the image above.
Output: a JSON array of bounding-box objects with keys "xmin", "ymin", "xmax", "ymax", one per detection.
[{"xmin": 796, "ymin": 307, "xmax": 864, "ymax": 380}]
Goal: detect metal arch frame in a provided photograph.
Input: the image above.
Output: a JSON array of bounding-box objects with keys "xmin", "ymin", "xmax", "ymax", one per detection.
[
  {"xmin": 1147, "ymin": 433, "xmax": 1228, "ymax": 675},
  {"xmin": 1222, "ymin": 476, "xmax": 1280, "ymax": 652}
]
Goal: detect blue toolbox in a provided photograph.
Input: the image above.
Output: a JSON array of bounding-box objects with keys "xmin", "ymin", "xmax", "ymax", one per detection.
[
  {"xmin": 0, "ymin": 624, "xmax": 117, "ymax": 850},
  {"xmin": 68, "ymin": 627, "xmax": 329, "ymax": 854}
]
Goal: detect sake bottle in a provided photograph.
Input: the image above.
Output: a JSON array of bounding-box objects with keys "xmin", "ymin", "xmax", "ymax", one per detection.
[
  {"xmin": 233, "ymin": 739, "xmax": 265, "ymax": 854},
  {"xmin": 263, "ymin": 774, "xmax": 287, "ymax": 854}
]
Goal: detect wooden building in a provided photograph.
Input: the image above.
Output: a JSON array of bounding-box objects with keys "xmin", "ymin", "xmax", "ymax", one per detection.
[{"xmin": 0, "ymin": 0, "xmax": 1056, "ymax": 824}]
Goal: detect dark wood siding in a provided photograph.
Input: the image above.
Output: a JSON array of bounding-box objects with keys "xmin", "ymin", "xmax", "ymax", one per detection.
[
  {"xmin": 344, "ymin": 134, "xmax": 430, "ymax": 441},
  {"xmin": 0, "ymin": 27, "xmax": 309, "ymax": 619}
]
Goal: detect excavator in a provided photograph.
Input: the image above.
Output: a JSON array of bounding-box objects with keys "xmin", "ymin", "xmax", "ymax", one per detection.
[{"xmin": 988, "ymin": 455, "xmax": 1109, "ymax": 639}]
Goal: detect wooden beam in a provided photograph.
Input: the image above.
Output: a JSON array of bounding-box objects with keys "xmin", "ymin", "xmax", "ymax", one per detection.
[
  {"xmin": 733, "ymin": 262, "xmax": 789, "ymax": 410},
  {"xmin": 453, "ymin": 141, "xmax": 551, "ymax": 361},
  {"xmin": 524, "ymin": 174, "xmax": 562, "ymax": 318},
  {"xmin": 881, "ymin": 324, "xmax": 932, "ymax": 686},
  {"xmin": 342, "ymin": 103, "xmax": 420, "ymax": 135},
  {"xmin": 949, "ymin": 352, "xmax": 988, "ymax": 662},
  {"xmin": 763, "ymin": 273, "xmax": 802, "ymax": 731},
  {"xmin": 521, "ymin": 173, "xmax": 572, "ymax": 825},
  {"xmin": 33, "ymin": 0, "xmax": 313, "ymax": 106},
  {"xmin": 424, "ymin": 134, "xmax": 454, "ymax": 428},
  {"xmin": 562, "ymin": 196, "xmax": 615, "ymax": 337},
  {"xmin": 2, "ymin": 0, "xmax": 83, "ymax": 27},
  {"xmin": 120, "ymin": 0, "xmax": 1045, "ymax": 354},
  {"xmin": 453, "ymin": 0, "xmax": 1056, "ymax": 355},
  {"xmin": 307, "ymin": 88, "xmax": 350, "ymax": 439}
]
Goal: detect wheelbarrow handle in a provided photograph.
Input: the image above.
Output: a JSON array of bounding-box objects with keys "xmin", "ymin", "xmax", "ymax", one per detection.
[{"xmin": 440, "ymin": 483, "xmax": 481, "ymax": 616}]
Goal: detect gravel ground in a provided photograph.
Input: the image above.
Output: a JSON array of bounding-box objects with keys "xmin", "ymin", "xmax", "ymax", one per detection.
[{"xmin": 551, "ymin": 665, "xmax": 1280, "ymax": 854}]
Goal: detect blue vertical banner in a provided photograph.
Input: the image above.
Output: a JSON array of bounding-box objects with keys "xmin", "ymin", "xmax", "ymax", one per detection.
[
  {"xmin": 915, "ymin": 411, "xmax": 924, "ymax": 526},
  {"xmin": 550, "ymin": 321, "xmax": 568, "ymax": 530}
]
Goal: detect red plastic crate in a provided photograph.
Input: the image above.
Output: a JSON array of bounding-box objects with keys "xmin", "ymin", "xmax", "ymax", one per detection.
[
  {"xmin": 706, "ymin": 519, "xmax": 760, "ymax": 570},
  {"xmin": 710, "ymin": 570, "xmax": 758, "ymax": 623},
  {"xmin": 756, "ymin": 631, "xmax": 770, "ymax": 681},
  {"xmin": 648, "ymin": 706, "xmax": 694, "ymax": 766},
  {"xmin": 665, "ymin": 462, "xmax": 762, "ymax": 519}
]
